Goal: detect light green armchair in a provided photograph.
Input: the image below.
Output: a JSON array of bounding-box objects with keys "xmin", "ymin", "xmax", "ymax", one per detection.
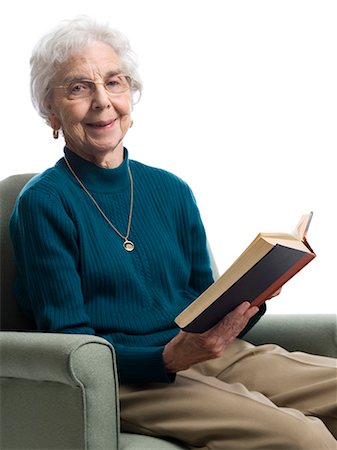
[{"xmin": 1, "ymin": 174, "xmax": 336, "ymax": 450}]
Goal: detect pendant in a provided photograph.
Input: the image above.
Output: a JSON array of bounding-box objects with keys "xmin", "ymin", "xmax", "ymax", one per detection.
[{"xmin": 123, "ymin": 239, "xmax": 135, "ymax": 252}]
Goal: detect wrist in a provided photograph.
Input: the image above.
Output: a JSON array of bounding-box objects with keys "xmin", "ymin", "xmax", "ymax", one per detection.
[{"xmin": 163, "ymin": 342, "xmax": 177, "ymax": 373}]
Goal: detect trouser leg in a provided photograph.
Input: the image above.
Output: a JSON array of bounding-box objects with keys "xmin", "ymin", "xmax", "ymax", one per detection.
[
  {"xmin": 196, "ymin": 339, "xmax": 337, "ymax": 438},
  {"xmin": 120, "ymin": 340, "xmax": 337, "ymax": 449}
]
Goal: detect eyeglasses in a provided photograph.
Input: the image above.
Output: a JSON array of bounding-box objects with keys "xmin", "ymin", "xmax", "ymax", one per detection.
[{"xmin": 53, "ymin": 73, "xmax": 132, "ymax": 100}]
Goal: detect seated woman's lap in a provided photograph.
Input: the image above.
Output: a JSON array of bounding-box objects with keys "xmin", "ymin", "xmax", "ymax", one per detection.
[{"xmin": 120, "ymin": 340, "xmax": 337, "ymax": 449}]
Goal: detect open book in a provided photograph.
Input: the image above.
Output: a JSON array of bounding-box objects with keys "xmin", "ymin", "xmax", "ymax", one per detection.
[{"xmin": 175, "ymin": 212, "xmax": 315, "ymax": 333}]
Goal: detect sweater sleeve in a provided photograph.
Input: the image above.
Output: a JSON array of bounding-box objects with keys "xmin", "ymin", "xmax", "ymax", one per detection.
[
  {"xmin": 10, "ymin": 188, "xmax": 95, "ymax": 334},
  {"xmin": 102, "ymin": 341, "xmax": 175, "ymax": 384},
  {"xmin": 185, "ymin": 186, "xmax": 215, "ymax": 293}
]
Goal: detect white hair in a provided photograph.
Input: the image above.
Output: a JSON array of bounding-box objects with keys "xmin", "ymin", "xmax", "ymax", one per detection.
[{"xmin": 30, "ymin": 16, "xmax": 142, "ymax": 125}]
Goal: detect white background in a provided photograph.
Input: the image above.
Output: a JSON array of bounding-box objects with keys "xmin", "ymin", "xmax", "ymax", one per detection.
[{"xmin": 1, "ymin": 0, "xmax": 336, "ymax": 313}]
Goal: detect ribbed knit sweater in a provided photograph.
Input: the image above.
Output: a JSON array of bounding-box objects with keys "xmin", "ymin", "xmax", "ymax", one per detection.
[
  {"xmin": 10, "ymin": 147, "xmax": 214, "ymax": 383},
  {"xmin": 10, "ymin": 147, "xmax": 265, "ymax": 384}
]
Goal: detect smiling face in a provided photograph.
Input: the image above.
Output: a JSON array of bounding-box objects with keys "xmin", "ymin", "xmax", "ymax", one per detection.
[{"xmin": 47, "ymin": 42, "xmax": 132, "ymax": 168}]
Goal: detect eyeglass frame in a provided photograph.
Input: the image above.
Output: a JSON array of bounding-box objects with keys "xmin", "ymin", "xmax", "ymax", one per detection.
[{"xmin": 52, "ymin": 73, "xmax": 133, "ymax": 100}]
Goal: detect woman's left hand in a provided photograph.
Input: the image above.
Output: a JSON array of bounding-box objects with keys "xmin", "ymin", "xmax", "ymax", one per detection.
[{"xmin": 163, "ymin": 301, "xmax": 259, "ymax": 373}]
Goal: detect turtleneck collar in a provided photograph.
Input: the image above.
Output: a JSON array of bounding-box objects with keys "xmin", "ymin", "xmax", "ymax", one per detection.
[{"xmin": 62, "ymin": 146, "xmax": 130, "ymax": 193}]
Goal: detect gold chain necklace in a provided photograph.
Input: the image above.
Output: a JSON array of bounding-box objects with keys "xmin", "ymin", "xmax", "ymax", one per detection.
[{"xmin": 63, "ymin": 155, "xmax": 135, "ymax": 252}]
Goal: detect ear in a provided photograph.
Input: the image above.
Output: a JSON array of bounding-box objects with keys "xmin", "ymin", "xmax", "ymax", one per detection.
[
  {"xmin": 48, "ymin": 109, "xmax": 61, "ymax": 131},
  {"xmin": 45, "ymin": 98, "xmax": 61, "ymax": 129}
]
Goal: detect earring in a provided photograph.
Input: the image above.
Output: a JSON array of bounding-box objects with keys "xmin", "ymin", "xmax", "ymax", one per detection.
[
  {"xmin": 130, "ymin": 119, "xmax": 133, "ymax": 128},
  {"xmin": 53, "ymin": 129, "xmax": 59, "ymax": 139}
]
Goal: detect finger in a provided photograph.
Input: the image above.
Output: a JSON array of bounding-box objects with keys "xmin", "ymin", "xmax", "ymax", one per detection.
[
  {"xmin": 225, "ymin": 303, "xmax": 259, "ymax": 332},
  {"xmin": 236, "ymin": 301, "xmax": 260, "ymax": 316},
  {"xmin": 245, "ymin": 305, "xmax": 259, "ymax": 319},
  {"xmin": 234, "ymin": 301, "xmax": 251, "ymax": 313},
  {"xmin": 208, "ymin": 302, "xmax": 259, "ymax": 337},
  {"xmin": 268, "ymin": 287, "xmax": 282, "ymax": 299}
]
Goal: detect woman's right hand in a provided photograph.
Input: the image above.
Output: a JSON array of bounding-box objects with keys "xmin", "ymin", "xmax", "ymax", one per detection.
[{"xmin": 163, "ymin": 301, "xmax": 259, "ymax": 373}]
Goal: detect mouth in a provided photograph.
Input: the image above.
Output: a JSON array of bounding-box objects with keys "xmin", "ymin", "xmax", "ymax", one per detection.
[{"xmin": 86, "ymin": 118, "xmax": 117, "ymax": 129}]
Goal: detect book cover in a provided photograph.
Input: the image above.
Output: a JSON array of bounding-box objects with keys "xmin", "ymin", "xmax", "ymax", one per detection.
[{"xmin": 175, "ymin": 213, "xmax": 316, "ymax": 333}]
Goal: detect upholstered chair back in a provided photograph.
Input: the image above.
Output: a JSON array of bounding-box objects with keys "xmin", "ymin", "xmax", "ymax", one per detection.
[{"xmin": 0, "ymin": 174, "xmax": 37, "ymax": 330}]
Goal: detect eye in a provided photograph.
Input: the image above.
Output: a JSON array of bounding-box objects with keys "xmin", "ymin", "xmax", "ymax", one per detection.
[
  {"xmin": 105, "ymin": 75, "xmax": 129, "ymax": 93},
  {"xmin": 67, "ymin": 80, "xmax": 92, "ymax": 97}
]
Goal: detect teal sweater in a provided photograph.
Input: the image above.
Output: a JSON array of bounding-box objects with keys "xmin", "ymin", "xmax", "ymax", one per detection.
[{"xmin": 10, "ymin": 147, "xmax": 265, "ymax": 384}]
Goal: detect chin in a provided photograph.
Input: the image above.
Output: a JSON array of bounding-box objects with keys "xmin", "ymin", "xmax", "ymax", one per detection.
[{"xmin": 88, "ymin": 139, "xmax": 122, "ymax": 152}]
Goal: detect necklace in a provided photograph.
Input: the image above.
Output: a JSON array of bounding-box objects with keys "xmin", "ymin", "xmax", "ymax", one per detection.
[{"xmin": 63, "ymin": 155, "xmax": 135, "ymax": 252}]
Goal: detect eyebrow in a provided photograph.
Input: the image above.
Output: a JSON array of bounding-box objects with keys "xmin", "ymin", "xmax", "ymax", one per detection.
[{"xmin": 62, "ymin": 70, "xmax": 123, "ymax": 84}]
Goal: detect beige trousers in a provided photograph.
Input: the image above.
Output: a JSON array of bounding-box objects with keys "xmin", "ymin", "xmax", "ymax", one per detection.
[{"xmin": 120, "ymin": 339, "xmax": 337, "ymax": 450}]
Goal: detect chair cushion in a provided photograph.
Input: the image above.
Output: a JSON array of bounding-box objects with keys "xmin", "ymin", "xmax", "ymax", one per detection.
[{"xmin": 120, "ymin": 433, "xmax": 187, "ymax": 449}]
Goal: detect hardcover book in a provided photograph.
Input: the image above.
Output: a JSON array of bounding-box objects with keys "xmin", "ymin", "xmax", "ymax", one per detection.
[{"xmin": 175, "ymin": 212, "xmax": 315, "ymax": 333}]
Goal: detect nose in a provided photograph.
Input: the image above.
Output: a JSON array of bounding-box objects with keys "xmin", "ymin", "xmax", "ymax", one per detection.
[{"xmin": 91, "ymin": 84, "xmax": 111, "ymax": 110}]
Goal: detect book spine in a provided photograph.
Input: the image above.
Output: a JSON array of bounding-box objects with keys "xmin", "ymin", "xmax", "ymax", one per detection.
[{"xmin": 251, "ymin": 252, "xmax": 315, "ymax": 307}]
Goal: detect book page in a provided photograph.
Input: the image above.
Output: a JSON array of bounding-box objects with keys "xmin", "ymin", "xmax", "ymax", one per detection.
[{"xmin": 295, "ymin": 212, "xmax": 313, "ymax": 241}]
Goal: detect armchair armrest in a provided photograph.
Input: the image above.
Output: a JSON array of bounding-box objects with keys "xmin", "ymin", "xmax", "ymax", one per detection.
[
  {"xmin": 244, "ymin": 314, "xmax": 337, "ymax": 358},
  {"xmin": 0, "ymin": 332, "xmax": 119, "ymax": 450}
]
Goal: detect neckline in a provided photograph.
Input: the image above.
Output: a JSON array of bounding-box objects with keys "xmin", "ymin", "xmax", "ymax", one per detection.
[{"xmin": 62, "ymin": 147, "xmax": 130, "ymax": 193}]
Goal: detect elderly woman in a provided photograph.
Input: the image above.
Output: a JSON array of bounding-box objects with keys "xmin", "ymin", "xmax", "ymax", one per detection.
[{"xmin": 10, "ymin": 17, "xmax": 336, "ymax": 450}]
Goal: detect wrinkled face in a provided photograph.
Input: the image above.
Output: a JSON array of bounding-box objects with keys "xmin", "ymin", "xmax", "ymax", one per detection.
[{"xmin": 47, "ymin": 42, "xmax": 132, "ymax": 167}]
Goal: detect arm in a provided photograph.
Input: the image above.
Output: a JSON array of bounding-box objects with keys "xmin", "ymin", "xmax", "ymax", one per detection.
[
  {"xmin": 162, "ymin": 186, "xmax": 264, "ymax": 373},
  {"xmin": 186, "ymin": 185, "xmax": 266, "ymax": 334},
  {"xmin": 10, "ymin": 188, "xmax": 95, "ymax": 334},
  {"xmin": 133, "ymin": 177, "xmax": 257, "ymax": 381},
  {"xmin": 0, "ymin": 332, "xmax": 119, "ymax": 449}
]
